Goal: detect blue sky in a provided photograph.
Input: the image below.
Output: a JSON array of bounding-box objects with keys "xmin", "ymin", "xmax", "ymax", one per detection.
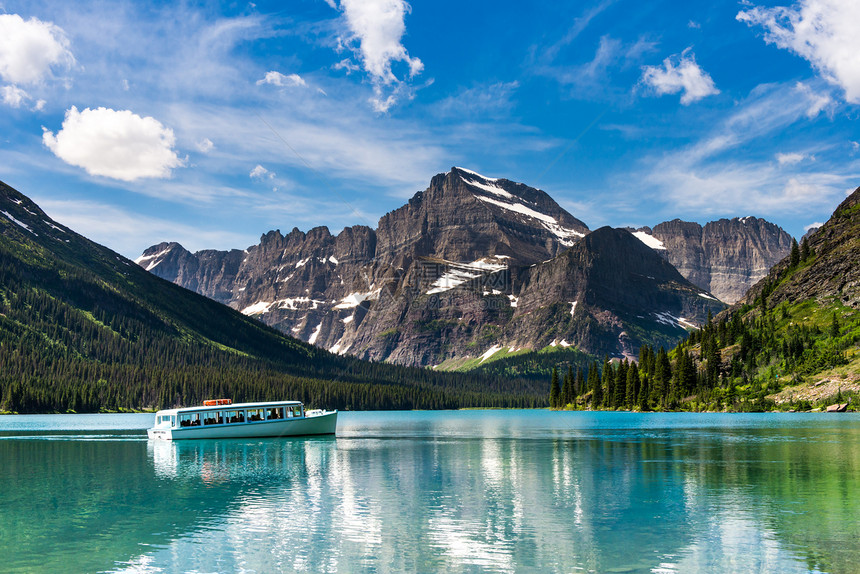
[{"xmin": 1, "ymin": 0, "xmax": 858, "ymax": 257}]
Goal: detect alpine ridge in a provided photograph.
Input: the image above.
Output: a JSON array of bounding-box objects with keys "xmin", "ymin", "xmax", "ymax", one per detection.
[
  {"xmin": 632, "ymin": 217, "xmax": 793, "ymax": 304},
  {"xmin": 136, "ymin": 168, "xmax": 807, "ymax": 366}
]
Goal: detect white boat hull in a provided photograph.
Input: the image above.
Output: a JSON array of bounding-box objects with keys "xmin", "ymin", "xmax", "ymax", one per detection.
[{"xmin": 147, "ymin": 411, "xmax": 337, "ymax": 440}]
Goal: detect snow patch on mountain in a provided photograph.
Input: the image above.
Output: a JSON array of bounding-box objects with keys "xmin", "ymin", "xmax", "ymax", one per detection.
[
  {"xmin": 1, "ymin": 211, "xmax": 36, "ymax": 235},
  {"xmin": 633, "ymin": 231, "xmax": 666, "ymax": 250},
  {"xmin": 653, "ymin": 311, "xmax": 697, "ymax": 330},
  {"xmin": 426, "ymin": 258, "xmax": 508, "ymax": 295},
  {"xmin": 242, "ymin": 301, "xmax": 272, "ymax": 315},
  {"xmin": 308, "ymin": 322, "xmax": 322, "ymax": 344},
  {"xmin": 134, "ymin": 247, "xmax": 173, "ymax": 271},
  {"xmin": 454, "ymin": 167, "xmax": 498, "ymax": 181},
  {"xmin": 334, "ymin": 287, "xmax": 382, "ymax": 309},
  {"xmin": 479, "ymin": 344, "xmax": 502, "ymax": 363},
  {"xmin": 463, "ymin": 177, "xmax": 513, "ymax": 199},
  {"xmin": 473, "ymin": 195, "xmax": 584, "ymax": 246}
]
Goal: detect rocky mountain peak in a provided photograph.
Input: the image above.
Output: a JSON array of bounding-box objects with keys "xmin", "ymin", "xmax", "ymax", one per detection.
[
  {"xmin": 375, "ymin": 167, "xmax": 589, "ymax": 269},
  {"xmin": 634, "ymin": 216, "xmax": 793, "ymax": 304}
]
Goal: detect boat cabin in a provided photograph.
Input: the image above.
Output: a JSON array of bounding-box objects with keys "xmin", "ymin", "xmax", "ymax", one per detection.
[{"xmin": 153, "ymin": 400, "xmax": 305, "ymax": 429}]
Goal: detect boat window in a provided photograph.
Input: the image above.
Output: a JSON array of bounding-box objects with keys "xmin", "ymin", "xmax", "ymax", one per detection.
[
  {"xmin": 267, "ymin": 407, "xmax": 283, "ymax": 420},
  {"xmin": 203, "ymin": 411, "xmax": 223, "ymax": 425},
  {"xmin": 179, "ymin": 413, "xmax": 201, "ymax": 427},
  {"xmin": 292, "ymin": 405, "xmax": 303, "ymax": 418},
  {"xmin": 225, "ymin": 410, "xmax": 244, "ymax": 424},
  {"xmin": 247, "ymin": 408, "xmax": 264, "ymax": 422}
]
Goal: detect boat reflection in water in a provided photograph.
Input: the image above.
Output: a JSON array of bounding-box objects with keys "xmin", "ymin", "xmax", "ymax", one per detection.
[{"xmin": 146, "ymin": 434, "xmax": 336, "ymax": 484}]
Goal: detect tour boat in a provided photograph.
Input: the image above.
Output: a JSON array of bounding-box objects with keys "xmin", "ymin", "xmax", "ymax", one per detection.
[{"xmin": 146, "ymin": 399, "xmax": 337, "ymax": 440}]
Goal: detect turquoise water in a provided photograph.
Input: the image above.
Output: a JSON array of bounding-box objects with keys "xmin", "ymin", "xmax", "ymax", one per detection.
[{"xmin": 2, "ymin": 411, "xmax": 859, "ymax": 573}]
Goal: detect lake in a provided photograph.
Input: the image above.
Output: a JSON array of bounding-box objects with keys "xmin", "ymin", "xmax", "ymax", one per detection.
[{"xmin": 2, "ymin": 411, "xmax": 859, "ymax": 573}]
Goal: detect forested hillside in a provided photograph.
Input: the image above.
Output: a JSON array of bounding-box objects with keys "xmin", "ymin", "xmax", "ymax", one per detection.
[{"xmin": 0, "ymin": 180, "xmax": 545, "ymax": 413}]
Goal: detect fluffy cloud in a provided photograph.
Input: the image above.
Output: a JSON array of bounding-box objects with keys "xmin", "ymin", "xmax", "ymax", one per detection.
[
  {"xmin": 776, "ymin": 152, "xmax": 808, "ymax": 165},
  {"xmin": 334, "ymin": 0, "xmax": 423, "ymax": 111},
  {"xmin": 640, "ymin": 50, "xmax": 719, "ymax": 105},
  {"xmin": 794, "ymin": 81, "xmax": 834, "ymax": 118},
  {"xmin": 43, "ymin": 106, "xmax": 184, "ymax": 181},
  {"xmin": 1, "ymin": 85, "xmax": 29, "ymax": 108},
  {"xmin": 738, "ymin": 0, "xmax": 860, "ymax": 103},
  {"xmin": 0, "ymin": 14, "xmax": 74, "ymax": 85},
  {"xmin": 195, "ymin": 138, "xmax": 214, "ymax": 153},
  {"xmin": 256, "ymin": 71, "xmax": 307, "ymax": 87},
  {"xmin": 249, "ymin": 164, "xmax": 273, "ymax": 179}
]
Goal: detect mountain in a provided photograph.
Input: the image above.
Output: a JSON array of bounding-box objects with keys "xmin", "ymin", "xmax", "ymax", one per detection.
[
  {"xmin": 0, "ymin": 179, "xmax": 546, "ymax": 413},
  {"xmin": 138, "ymin": 168, "xmax": 724, "ymax": 366},
  {"xmin": 632, "ymin": 217, "xmax": 793, "ymax": 304},
  {"xmin": 507, "ymin": 227, "xmax": 723, "ymax": 358}
]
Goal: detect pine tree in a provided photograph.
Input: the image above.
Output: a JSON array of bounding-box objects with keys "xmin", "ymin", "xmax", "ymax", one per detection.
[
  {"xmin": 576, "ymin": 367, "xmax": 586, "ymax": 399},
  {"xmin": 601, "ymin": 356, "xmax": 612, "ymax": 408},
  {"xmin": 831, "ymin": 312, "xmax": 840, "ymax": 338},
  {"xmin": 790, "ymin": 238, "xmax": 800, "ymax": 269},
  {"xmin": 800, "ymin": 237, "xmax": 810, "ymax": 262},
  {"xmin": 638, "ymin": 372, "xmax": 649, "ymax": 411},
  {"xmin": 614, "ymin": 360, "xmax": 628, "ymax": 408},
  {"xmin": 561, "ymin": 367, "xmax": 573, "ymax": 408},
  {"xmin": 591, "ymin": 363, "xmax": 603, "ymax": 408},
  {"xmin": 549, "ymin": 367, "xmax": 561, "ymax": 408},
  {"xmin": 626, "ymin": 363, "xmax": 639, "ymax": 408}
]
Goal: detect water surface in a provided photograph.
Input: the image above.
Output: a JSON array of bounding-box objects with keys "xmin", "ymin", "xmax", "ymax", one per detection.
[{"xmin": 2, "ymin": 411, "xmax": 858, "ymax": 573}]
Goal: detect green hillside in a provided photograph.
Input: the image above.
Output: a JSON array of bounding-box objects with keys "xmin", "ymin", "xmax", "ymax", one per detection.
[{"xmin": 0, "ymin": 180, "xmax": 546, "ymax": 413}]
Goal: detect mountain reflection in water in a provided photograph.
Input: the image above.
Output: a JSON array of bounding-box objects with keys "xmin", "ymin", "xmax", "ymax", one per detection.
[{"xmin": 1, "ymin": 411, "xmax": 858, "ymax": 573}]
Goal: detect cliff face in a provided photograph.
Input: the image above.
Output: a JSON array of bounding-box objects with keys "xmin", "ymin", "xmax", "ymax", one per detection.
[
  {"xmin": 136, "ymin": 168, "xmax": 732, "ymax": 366},
  {"xmin": 136, "ymin": 242, "xmax": 244, "ymax": 304},
  {"xmin": 507, "ymin": 227, "xmax": 723, "ymax": 358},
  {"xmin": 633, "ymin": 217, "xmax": 793, "ymax": 304}
]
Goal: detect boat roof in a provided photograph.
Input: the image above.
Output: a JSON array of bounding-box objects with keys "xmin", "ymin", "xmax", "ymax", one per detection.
[{"xmin": 155, "ymin": 400, "xmax": 302, "ymax": 416}]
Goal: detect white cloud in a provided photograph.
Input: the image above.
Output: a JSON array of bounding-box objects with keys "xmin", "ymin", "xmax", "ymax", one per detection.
[
  {"xmin": 249, "ymin": 164, "xmax": 273, "ymax": 179},
  {"xmin": 738, "ymin": 0, "xmax": 860, "ymax": 103},
  {"xmin": 641, "ymin": 49, "xmax": 719, "ymax": 105},
  {"xmin": 641, "ymin": 83, "xmax": 856, "ymax": 215},
  {"xmin": 775, "ymin": 152, "xmax": 807, "ymax": 164},
  {"xmin": 804, "ymin": 221, "xmax": 823, "ymax": 232},
  {"xmin": 794, "ymin": 81, "xmax": 834, "ymax": 117},
  {"xmin": 433, "ymin": 82, "xmax": 520, "ymax": 119},
  {"xmin": 0, "ymin": 14, "xmax": 74, "ymax": 85},
  {"xmin": 334, "ymin": 0, "xmax": 423, "ymax": 111},
  {"xmin": 42, "ymin": 106, "xmax": 184, "ymax": 181},
  {"xmin": 256, "ymin": 71, "xmax": 307, "ymax": 87},
  {"xmin": 195, "ymin": 138, "xmax": 214, "ymax": 153},
  {"xmin": 1, "ymin": 84, "xmax": 29, "ymax": 108}
]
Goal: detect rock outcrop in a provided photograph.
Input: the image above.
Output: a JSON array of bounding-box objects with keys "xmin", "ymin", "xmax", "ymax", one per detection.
[{"xmin": 632, "ymin": 217, "xmax": 793, "ymax": 304}]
